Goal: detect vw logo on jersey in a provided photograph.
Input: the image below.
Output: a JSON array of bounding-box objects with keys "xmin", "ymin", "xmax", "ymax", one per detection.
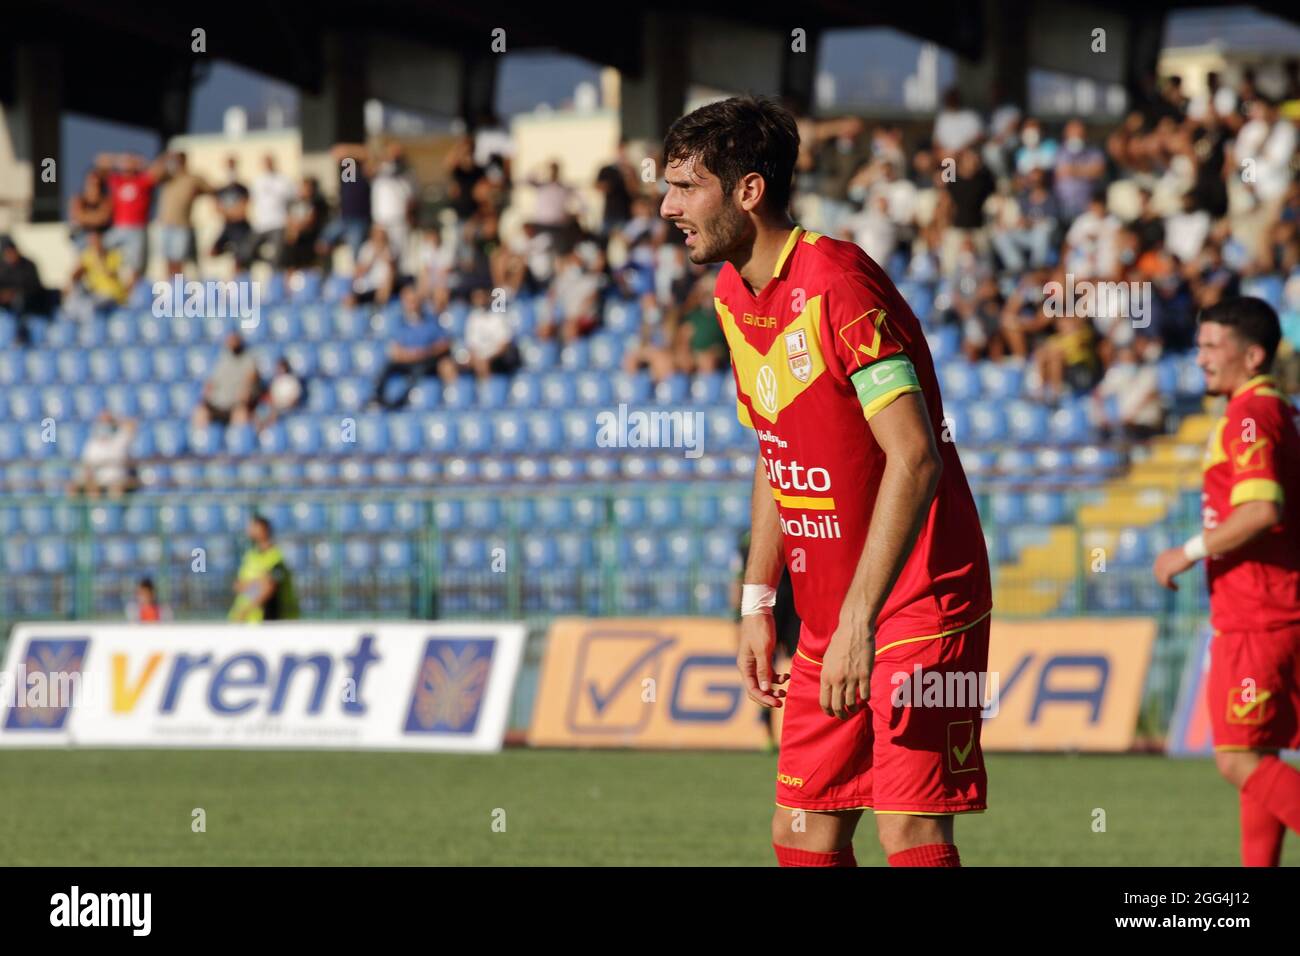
[{"xmin": 756, "ymin": 364, "xmax": 779, "ymax": 417}]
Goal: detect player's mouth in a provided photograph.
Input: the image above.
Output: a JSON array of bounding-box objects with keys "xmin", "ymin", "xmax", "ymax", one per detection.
[{"xmin": 678, "ymin": 223, "xmax": 699, "ymax": 247}]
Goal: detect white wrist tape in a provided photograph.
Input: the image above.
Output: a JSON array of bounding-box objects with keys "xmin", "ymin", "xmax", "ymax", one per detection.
[
  {"xmin": 1183, "ymin": 534, "xmax": 1208, "ymax": 562},
  {"xmin": 741, "ymin": 584, "xmax": 778, "ymax": 617}
]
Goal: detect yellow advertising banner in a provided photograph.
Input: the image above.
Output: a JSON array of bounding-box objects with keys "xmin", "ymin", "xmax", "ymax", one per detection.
[
  {"xmin": 528, "ymin": 617, "xmax": 1156, "ymax": 752},
  {"xmin": 982, "ymin": 618, "xmax": 1156, "ymax": 752},
  {"xmin": 528, "ymin": 618, "xmax": 778, "ymax": 749}
]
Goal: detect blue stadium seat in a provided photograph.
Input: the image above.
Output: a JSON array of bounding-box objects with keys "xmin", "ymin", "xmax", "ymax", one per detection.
[
  {"xmin": 611, "ymin": 371, "xmax": 653, "ymax": 405},
  {"xmin": 287, "ymin": 419, "xmax": 321, "ymax": 455},
  {"xmin": 56, "ymin": 350, "xmax": 90, "ymax": 385},
  {"xmin": 335, "ymin": 378, "xmax": 368, "ymax": 412},
  {"xmin": 457, "ymin": 414, "xmax": 492, "ymax": 453},
  {"xmin": 1048, "ymin": 405, "xmax": 1091, "ymax": 445},
  {"xmin": 940, "ymin": 363, "xmax": 980, "ymax": 402},
  {"xmin": 654, "ymin": 375, "xmax": 690, "ymax": 404},
  {"xmin": 136, "ymin": 383, "xmax": 170, "ymax": 419},
  {"xmin": 540, "ymin": 373, "xmax": 576, "ymax": 407},
  {"xmin": 422, "ymin": 414, "xmax": 457, "ymax": 453},
  {"xmin": 507, "ymin": 373, "xmax": 542, "ymax": 408},
  {"xmin": 225, "ymin": 424, "xmax": 257, "ymax": 456},
  {"xmin": 574, "ymin": 372, "xmax": 612, "ymax": 407},
  {"xmin": 187, "ymin": 425, "xmax": 223, "ymax": 456},
  {"xmin": 588, "ymin": 334, "xmax": 620, "ymax": 369},
  {"xmin": 476, "ymin": 375, "xmax": 510, "ymax": 409},
  {"xmin": 1006, "ymin": 401, "xmax": 1049, "ymax": 444},
  {"xmin": 0, "ymin": 352, "xmax": 24, "ymax": 386},
  {"xmin": 979, "ymin": 362, "xmax": 1025, "ymax": 400},
  {"xmin": 968, "ymin": 404, "xmax": 1008, "ymax": 444}
]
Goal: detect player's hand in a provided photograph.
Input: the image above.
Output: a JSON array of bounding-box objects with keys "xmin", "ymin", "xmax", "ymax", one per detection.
[
  {"xmin": 1153, "ymin": 546, "xmax": 1194, "ymax": 590},
  {"xmin": 737, "ymin": 613, "xmax": 789, "ymax": 708},
  {"xmin": 821, "ymin": 610, "xmax": 875, "ymax": 720}
]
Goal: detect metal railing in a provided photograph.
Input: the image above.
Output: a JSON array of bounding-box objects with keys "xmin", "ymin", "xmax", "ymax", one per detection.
[{"xmin": 0, "ymin": 479, "xmax": 1207, "ymax": 733}]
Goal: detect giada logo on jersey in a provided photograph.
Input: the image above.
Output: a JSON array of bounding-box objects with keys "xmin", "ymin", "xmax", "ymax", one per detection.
[{"xmin": 763, "ymin": 455, "xmax": 843, "ymax": 539}]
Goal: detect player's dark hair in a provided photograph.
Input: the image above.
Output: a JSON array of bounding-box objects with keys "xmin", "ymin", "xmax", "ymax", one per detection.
[
  {"xmin": 1198, "ymin": 296, "xmax": 1282, "ymax": 368},
  {"xmin": 251, "ymin": 514, "xmax": 273, "ymax": 537},
  {"xmin": 663, "ymin": 95, "xmax": 800, "ymax": 215}
]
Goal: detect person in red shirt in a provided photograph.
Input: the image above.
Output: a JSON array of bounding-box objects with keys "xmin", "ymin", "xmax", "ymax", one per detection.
[
  {"xmin": 662, "ymin": 96, "xmax": 991, "ymax": 868},
  {"xmin": 99, "ymin": 151, "xmax": 165, "ymax": 288},
  {"xmin": 1155, "ymin": 297, "xmax": 1300, "ymax": 866}
]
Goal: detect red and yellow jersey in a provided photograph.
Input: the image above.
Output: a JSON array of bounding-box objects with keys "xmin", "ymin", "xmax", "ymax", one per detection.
[
  {"xmin": 1202, "ymin": 374, "xmax": 1300, "ymax": 632},
  {"xmin": 716, "ymin": 225, "xmax": 991, "ymax": 658}
]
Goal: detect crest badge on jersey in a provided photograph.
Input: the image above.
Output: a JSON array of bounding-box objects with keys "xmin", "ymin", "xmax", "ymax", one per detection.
[{"xmin": 784, "ymin": 329, "xmax": 811, "ymax": 383}]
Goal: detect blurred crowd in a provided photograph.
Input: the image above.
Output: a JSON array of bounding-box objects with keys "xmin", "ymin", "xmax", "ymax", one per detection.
[
  {"xmin": 795, "ymin": 71, "xmax": 1300, "ymax": 418},
  {"xmin": 3, "ymin": 68, "xmax": 1300, "ymax": 476}
]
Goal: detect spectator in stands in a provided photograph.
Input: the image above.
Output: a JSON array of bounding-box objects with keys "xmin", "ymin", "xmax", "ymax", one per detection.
[
  {"xmin": 100, "ymin": 151, "xmax": 164, "ymax": 289},
  {"xmin": 1053, "ymin": 119, "xmax": 1107, "ymax": 222},
  {"xmin": 250, "ymin": 154, "xmax": 295, "ymax": 266},
  {"xmin": 415, "ymin": 226, "xmax": 455, "ymax": 312},
  {"xmin": 127, "ymin": 577, "xmax": 166, "ymax": 623},
  {"xmin": 370, "ymin": 143, "xmax": 416, "ymax": 259},
  {"xmin": 461, "ymin": 284, "xmax": 522, "ymax": 380},
  {"xmin": 346, "ymin": 225, "xmax": 398, "ymax": 306},
  {"xmin": 937, "ymin": 148, "xmax": 995, "ymax": 274},
  {"xmin": 229, "ymin": 514, "xmax": 299, "ymax": 624},
  {"xmin": 842, "ymin": 193, "xmax": 897, "ymax": 266},
  {"xmin": 63, "ymin": 229, "xmax": 130, "ymax": 322},
  {"xmin": 952, "ymin": 276, "xmax": 1009, "ymax": 361},
  {"xmin": 473, "ymin": 111, "xmax": 514, "ymax": 181},
  {"xmin": 1165, "ymin": 189, "xmax": 1212, "ymax": 264},
  {"xmin": 1063, "ymin": 190, "xmax": 1122, "ymax": 278},
  {"xmin": 1186, "ymin": 238, "xmax": 1240, "ymax": 311},
  {"xmin": 67, "ymin": 411, "xmax": 137, "ymax": 498},
  {"xmin": 1128, "ymin": 187, "xmax": 1166, "ymax": 254},
  {"xmin": 1032, "ymin": 310, "xmax": 1101, "ymax": 402},
  {"xmin": 210, "ymin": 155, "xmax": 255, "ymax": 272},
  {"xmin": 1015, "ymin": 118, "xmax": 1058, "ymax": 175},
  {"xmin": 155, "ymin": 151, "xmax": 210, "ymax": 277},
  {"xmin": 0, "ymin": 235, "xmax": 53, "ymax": 344},
  {"xmin": 1000, "ymin": 266, "xmax": 1056, "ymax": 359},
  {"xmin": 256, "ymin": 357, "xmax": 303, "ymax": 433},
  {"xmin": 1188, "ymin": 71, "xmax": 1238, "ymax": 125},
  {"xmin": 527, "ymin": 160, "xmax": 579, "ymax": 243},
  {"xmin": 540, "ymin": 243, "xmax": 603, "ymax": 342},
  {"xmin": 193, "ymin": 332, "xmax": 261, "ymax": 428},
  {"xmin": 991, "ymin": 167, "xmax": 1061, "ymax": 273},
  {"xmin": 371, "ymin": 284, "xmax": 455, "ymax": 409},
  {"xmin": 318, "ymin": 143, "xmax": 372, "ymax": 264},
  {"xmin": 1090, "ymin": 339, "xmax": 1165, "ymax": 441},
  {"xmin": 445, "ymin": 134, "xmax": 487, "ymax": 223},
  {"xmin": 932, "ymin": 87, "xmax": 984, "ymax": 155},
  {"xmin": 279, "ymin": 177, "xmax": 327, "ymax": 276},
  {"xmin": 595, "ymin": 139, "xmax": 636, "ymax": 239},
  {"xmin": 68, "ymin": 170, "xmax": 113, "ymax": 250}
]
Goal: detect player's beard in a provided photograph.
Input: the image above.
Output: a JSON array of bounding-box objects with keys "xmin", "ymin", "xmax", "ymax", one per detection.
[{"xmin": 688, "ymin": 202, "xmax": 750, "ymax": 265}]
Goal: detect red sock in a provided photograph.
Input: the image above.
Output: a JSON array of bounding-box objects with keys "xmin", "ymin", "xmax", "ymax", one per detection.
[
  {"xmin": 888, "ymin": 843, "xmax": 961, "ymax": 867},
  {"xmin": 773, "ymin": 843, "xmax": 857, "ymax": 867},
  {"xmin": 1239, "ymin": 791, "xmax": 1284, "ymax": 867},
  {"xmin": 1242, "ymin": 756, "xmax": 1300, "ymax": 835}
]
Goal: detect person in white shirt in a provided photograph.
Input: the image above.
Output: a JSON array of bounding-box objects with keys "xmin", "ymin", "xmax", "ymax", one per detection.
[
  {"xmin": 370, "ymin": 143, "xmax": 416, "ymax": 260},
  {"xmin": 346, "ymin": 225, "xmax": 397, "ymax": 306},
  {"xmin": 68, "ymin": 412, "xmax": 137, "ymax": 498},
  {"xmin": 540, "ymin": 246, "xmax": 602, "ymax": 342},
  {"xmin": 460, "ymin": 285, "xmax": 521, "ymax": 379},
  {"xmin": 250, "ymin": 154, "xmax": 295, "ymax": 264},
  {"xmin": 1064, "ymin": 192, "xmax": 1122, "ymax": 278},
  {"xmin": 842, "ymin": 194, "xmax": 897, "ymax": 266},
  {"xmin": 1090, "ymin": 340, "xmax": 1164, "ymax": 440},
  {"xmin": 527, "ymin": 161, "xmax": 576, "ymax": 232},
  {"xmin": 932, "ymin": 87, "xmax": 984, "ymax": 155},
  {"xmin": 1164, "ymin": 190, "xmax": 1212, "ymax": 264}
]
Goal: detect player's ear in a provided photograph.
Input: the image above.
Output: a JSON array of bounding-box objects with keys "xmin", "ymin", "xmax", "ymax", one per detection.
[{"xmin": 736, "ymin": 172, "xmax": 765, "ymax": 213}]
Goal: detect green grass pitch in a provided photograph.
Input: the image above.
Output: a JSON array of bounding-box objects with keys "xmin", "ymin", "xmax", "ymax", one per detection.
[{"xmin": 1, "ymin": 750, "xmax": 1295, "ymax": 865}]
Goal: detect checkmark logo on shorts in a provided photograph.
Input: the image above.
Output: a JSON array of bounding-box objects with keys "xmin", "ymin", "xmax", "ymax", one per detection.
[
  {"xmin": 947, "ymin": 720, "xmax": 979, "ymax": 774},
  {"xmin": 1230, "ymin": 690, "xmax": 1272, "ymax": 721}
]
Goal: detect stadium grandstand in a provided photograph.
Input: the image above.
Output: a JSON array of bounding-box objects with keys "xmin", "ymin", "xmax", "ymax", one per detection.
[{"xmin": 1, "ymin": 5, "xmax": 1299, "ymax": 742}]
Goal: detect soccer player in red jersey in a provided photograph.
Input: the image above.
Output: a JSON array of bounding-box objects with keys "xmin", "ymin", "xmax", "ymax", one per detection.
[
  {"xmin": 661, "ymin": 97, "xmax": 992, "ymax": 867},
  {"xmin": 1154, "ymin": 297, "xmax": 1300, "ymax": 866}
]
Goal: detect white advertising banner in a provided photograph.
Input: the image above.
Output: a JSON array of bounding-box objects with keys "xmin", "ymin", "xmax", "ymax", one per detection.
[{"xmin": 0, "ymin": 621, "xmax": 525, "ymax": 752}]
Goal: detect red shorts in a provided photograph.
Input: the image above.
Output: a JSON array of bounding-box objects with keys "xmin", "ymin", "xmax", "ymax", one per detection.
[
  {"xmin": 775, "ymin": 614, "xmax": 990, "ymax": 814},
  {"xmin": 1206, "ymin": 626, "xmax": 1300, "ymax": 751}
]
